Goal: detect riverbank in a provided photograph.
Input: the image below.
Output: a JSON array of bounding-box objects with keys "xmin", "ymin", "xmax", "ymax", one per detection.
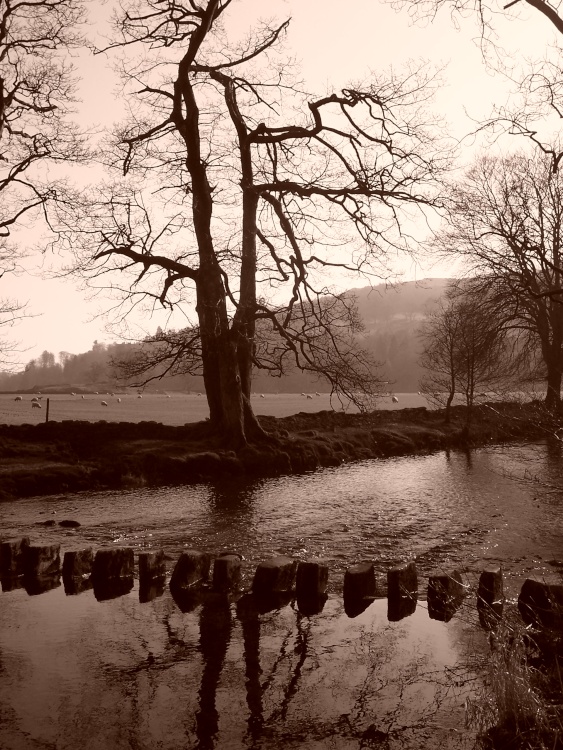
[{"xmin": 0, "ymin": 400, "xmax": 559, "ymax": 501}]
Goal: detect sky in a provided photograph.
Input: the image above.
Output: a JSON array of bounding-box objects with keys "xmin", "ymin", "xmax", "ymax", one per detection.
[{"xmin": 4, "ymin": 0, "xmax": 559, "ymax": 364}]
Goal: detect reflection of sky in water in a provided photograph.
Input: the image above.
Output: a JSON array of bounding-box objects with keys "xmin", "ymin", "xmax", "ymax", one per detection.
[
  {"xmin": 0, "ymin": 583, "xmax": 486, "ymax": 750},
  {"xmin": 1, "ymin": 444, "xmax": 562, "ymax": 593}
]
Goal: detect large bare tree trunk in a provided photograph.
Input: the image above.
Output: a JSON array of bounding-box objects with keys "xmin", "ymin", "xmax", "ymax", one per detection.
[
  {"xmin": 196, "ymin": 270, "xmax": 248, "ymax": 447},
  {"xmin": 544, "ymin": 360, "xmax": 562, "ymax": 409}
]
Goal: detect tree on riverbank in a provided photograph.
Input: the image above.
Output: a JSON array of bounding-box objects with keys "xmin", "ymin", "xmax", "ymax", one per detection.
[
  {"xmin": 0, "ymin": 0, "xmax": 87, "ymax": 367},
  {"xmin": 60, "ymin": 0, "xmax": 448, "ymax": 447},
  {"xmin": 419, "ymin": 283, "xmax": 512, "ymax": 422},
  {"xmin": 435, "ymin": 153, "xmax": 563, "ymax": 409}
]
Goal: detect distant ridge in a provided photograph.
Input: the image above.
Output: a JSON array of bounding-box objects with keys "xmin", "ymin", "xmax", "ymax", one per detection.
[{"xmin": 0, "ymin": 278, "xmax": 453, "ymax": 394}]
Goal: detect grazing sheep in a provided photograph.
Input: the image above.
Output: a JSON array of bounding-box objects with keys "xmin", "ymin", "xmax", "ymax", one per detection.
[
  {"xmin": 101, "ymin": 401, "xmax": 108, "ymax": 406},
  {"xmin": 260, "ymin": 394, "xmax": 265, "ymax": 398},
  {"xmin": 166, "ymin": 394, "xmax": 171, "ymax": 398},
  {"xmin": 32, "ymin": 402, "xmax": 42, "ymax": 409},
  {"xmin": 306, "ymin": 394, "xmax": 313, "ymax": 399},
  {"xmin": 301, "ymin": 392, "xmax": 306, "ymax": 396},
  {"xmin": 392, "ymin": 396, "xmax": 399, "ymax": 403},
  {"xmin": 31, "ymin": 397, "xmax": 39, "ymax": 402},
  {"xmin": 315, "ymin": 392, "xmax": 321, "ymax": 396},
  {"xmin": 117, "ymin": 398, "xmax": 122, "ymax": 403},
  {"xmin": 137, "ymin": 395, "xmax": 142, "ymax": 399},
  {"xmin": 14, "ymin": 396, "xmax": 22, "ymax": 401},
  {"xmin": 71, "ymin": 392, "xmax": 76, "ymax": 396},
  {"xmin": 81, "ymin": 395, "xmax": 85, "ymax": 399}
]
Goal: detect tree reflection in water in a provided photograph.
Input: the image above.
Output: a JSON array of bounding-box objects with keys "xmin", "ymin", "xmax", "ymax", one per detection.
[{"xmin": 0, "ymin": 583, "xmax": 486, "ymax": 750}]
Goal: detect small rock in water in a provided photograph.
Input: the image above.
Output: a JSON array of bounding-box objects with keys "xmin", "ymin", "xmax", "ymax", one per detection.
[
  {"xmin": 59, "ymin": 520, "xmax": 81, "ymax": 528},
  {"xmin": 36, "ymin": 520, "xmax": 57, "ymax": 527}
]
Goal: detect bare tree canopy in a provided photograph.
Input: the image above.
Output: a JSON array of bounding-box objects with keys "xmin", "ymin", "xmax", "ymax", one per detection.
[
  {"xmin": 0, "ymin": 0, "xmax": 87, "ymax": 362},
  {"xmin": 435, "ymin": 152, "xmax": 563, "ymax": 407},
  {"xmin": 392, "ymin": 0, "xmax": 563, "ymax": 42},
  {"xmin": 419, "ymin": 281, "xmax": 517, "ymax": 421},
  {"xmin": 59, "ymin": 0, "xmax": 449, "ymax": 447},
  {"xmin": 392, "ymin": 0, "xmax": 563, "ymax": 168}
]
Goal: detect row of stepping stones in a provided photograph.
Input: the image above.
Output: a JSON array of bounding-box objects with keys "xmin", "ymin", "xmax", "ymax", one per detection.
[{"xmin": 1, "ymin": 538, "xmax": 561, "ymax": 628}]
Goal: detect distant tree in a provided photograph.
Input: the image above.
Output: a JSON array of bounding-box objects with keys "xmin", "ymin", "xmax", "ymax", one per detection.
[
  {"xmin": 61, "ymin": 0, "xmax": 447, "ymax": 447},
  {"xmin": 419, "ymin": 284, "xmax": 512, "ymax": 422},
  {"xmin": 38, "ymin": 350, "xmax": 56, "ymax": 369},
  {"xmin": 0, "ymin": 0, "xmax": 86, "ymax": 364},
  {"xmin": 435, "ymin": 153, "xmax": 563, "ymax": 408}
]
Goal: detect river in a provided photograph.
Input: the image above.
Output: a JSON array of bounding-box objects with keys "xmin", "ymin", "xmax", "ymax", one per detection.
[{"xmin": 1, "ymin": 442, "xmax": 563, "ymax": 749}]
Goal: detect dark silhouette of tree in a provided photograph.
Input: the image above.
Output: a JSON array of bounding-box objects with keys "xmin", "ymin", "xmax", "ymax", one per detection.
[
  {"xmin": 394, "ymin": 0, "xmax": 563, "ymax": 169},
  {"xmin": 419, "ymin": 293, "xmax": 464, "ymax": 423},
  {"xmin": 61, "ymin": 0, "xmax": 447, "ymax": 447},
  {"xmin": 394, "ymin": 0, "xmax": 563, "ymax": 40},
  {"xmin": 435, "ymin": 153, "xmax": 563, "ymax": 408},
  {"xmin": 0, "ymin": 0, "xmax": 87, "ymax": 364},
  {"xmin": 420, "ymin": 282, "xmax": 521, "ymax": 422}
]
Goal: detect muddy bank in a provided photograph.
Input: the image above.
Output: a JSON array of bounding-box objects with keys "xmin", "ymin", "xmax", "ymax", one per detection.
[{"xmin": 0, "ymin": 401, "xmax": 557, "ymax": 501}]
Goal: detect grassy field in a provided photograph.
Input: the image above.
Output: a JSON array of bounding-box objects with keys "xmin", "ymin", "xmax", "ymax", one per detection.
[{"xmin": 0, "ymin": 392, "xmax": 429, "ymax": 426}]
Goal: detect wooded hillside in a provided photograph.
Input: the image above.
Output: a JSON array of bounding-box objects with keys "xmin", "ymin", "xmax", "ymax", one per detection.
[{"xmin": 0, "ymin": 279, "xmax": 451, "ymax": 393}]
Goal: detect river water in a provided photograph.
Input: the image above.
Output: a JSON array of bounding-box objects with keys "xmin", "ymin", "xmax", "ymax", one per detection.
[{"xmin": 1, "ymin": 442, "xmax": 563, "ymax": 749}]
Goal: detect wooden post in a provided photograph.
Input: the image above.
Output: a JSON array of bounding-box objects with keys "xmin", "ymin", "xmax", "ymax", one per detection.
[{"xmin": 45, "ymin": 398, "xmax": 50, "ymax": 423}]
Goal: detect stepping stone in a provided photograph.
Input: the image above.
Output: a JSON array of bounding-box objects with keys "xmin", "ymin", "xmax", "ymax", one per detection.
[
  {"xmin": 92, "ymin": 547, "xmax": 134, "ymax": 580},
  {"xmin": 170, "ymin": 550, "xmax": 211, "ymax": 590},
  {"xmin": 63, "ymin": 548, "xmax": 94, "ymax": 578},
  {"xmin": 24, "ymin": 544, "xmax": 61, "ymax": 577},
  {"xmin": 139, "ymin": 550, "xmax": 166, "ymax": 580},
  {"xmin": 252, "ymin": 556, "xmax": 297, "ymax": 595},
  {"xmin": 0, "ymin": 537, "xmax": 30, "ymax": 576},
  {"xmin": 213, "ymin": 554, "xmax": 241, "ymax": 592},
  {"xmin": 427, "ymin": 569, "xmax": 465, "ymax": 622}
]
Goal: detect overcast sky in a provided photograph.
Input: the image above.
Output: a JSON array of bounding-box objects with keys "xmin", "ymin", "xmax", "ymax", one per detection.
[{"xmin": 6, "ymin": 0, "xmax": 557, "ymax": 363}]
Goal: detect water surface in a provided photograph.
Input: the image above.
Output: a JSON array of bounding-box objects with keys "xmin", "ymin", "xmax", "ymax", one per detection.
[
  {"xmin": 2, "ymin": 443, "xmax": 562, "ymax": 593},
  {"xmin": 2, "ymin": 442, "xmax": 563, "ymax": 749}
]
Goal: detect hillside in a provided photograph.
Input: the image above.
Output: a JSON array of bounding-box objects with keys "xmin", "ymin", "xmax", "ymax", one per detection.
[
  {"xmin": 0, "ymin": 278, "xmax": 452, "ymax": 394},
  {"xmin": 350, "ymin": 278, "xmax": 452, "ymax": 391}
]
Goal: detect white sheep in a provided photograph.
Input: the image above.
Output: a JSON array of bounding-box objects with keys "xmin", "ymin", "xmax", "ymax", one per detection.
[
  {"xmin": 32, "ymin": 402, "xmax": 42, "ymax": 409},
  {"xmin": 101, "ymin": 401, "xmax": 108, "ymax": 406}
]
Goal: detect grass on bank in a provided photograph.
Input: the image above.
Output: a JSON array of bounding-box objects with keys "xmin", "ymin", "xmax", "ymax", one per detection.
[{"xmin": 467, "ymin": 612, "xmax": 563, "ymax": 749}]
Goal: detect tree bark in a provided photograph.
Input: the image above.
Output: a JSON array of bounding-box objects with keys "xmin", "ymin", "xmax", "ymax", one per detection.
[{"xmin": 544, "ymin": 360, "xmax": 562, "ymax": 409}]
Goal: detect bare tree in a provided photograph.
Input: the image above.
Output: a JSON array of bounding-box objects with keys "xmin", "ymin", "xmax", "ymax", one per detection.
[
  {"xmin": 419, "ymin": 283, "xmax": 511, "ymax": 422},
  {"xmin": 392, "ymin": 0, "xmax": 563, "ymax": 169},
  {"xmin": 59, "ymin": 0, "xmax": 448, "ymax": 447},
  {"xmin": 435, "ymin": 152, "xmax": 563, "ymax": 408},
  {"xmin": 392, "ymin": 0, "xmax": 563, "ymax": 51},
  {"xmin": 0, "ymin": 0, "xmax": 87, "ymax": 363}
]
